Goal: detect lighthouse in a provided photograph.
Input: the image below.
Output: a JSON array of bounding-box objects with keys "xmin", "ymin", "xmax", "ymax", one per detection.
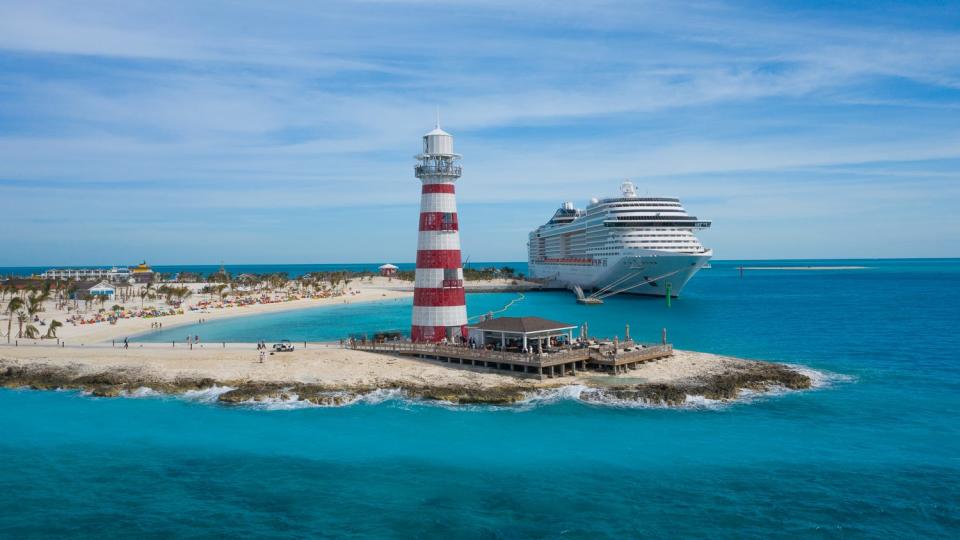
[{"xmin": 411, "ymin": 121, "xmax": 468, "ymax": 342}]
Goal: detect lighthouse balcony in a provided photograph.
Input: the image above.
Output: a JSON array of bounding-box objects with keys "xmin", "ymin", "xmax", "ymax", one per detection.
[{"xmin": 415, "ymin": 164, "xmax": 462, "ymax": 177}]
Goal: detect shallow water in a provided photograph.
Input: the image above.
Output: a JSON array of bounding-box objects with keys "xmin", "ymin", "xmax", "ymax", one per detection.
[{"xmin": 3, "ymin": 259, "xmax": 960, "ymax": 538}]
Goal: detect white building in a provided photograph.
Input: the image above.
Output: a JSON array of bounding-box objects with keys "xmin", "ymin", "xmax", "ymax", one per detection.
[{"xmin": 41, "ymin": 266, "xmax": 134, "ymax": 283}]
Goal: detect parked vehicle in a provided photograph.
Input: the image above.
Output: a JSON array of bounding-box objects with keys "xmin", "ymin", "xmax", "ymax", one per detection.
[{"xmin": 273, "ymin": 340, "xmax": 295, "ymax": 352}]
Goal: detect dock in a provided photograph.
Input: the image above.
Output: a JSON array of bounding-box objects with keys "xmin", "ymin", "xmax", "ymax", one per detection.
[{"xmin": 348, "ymin": 340, "xmax": 673, "ymax": 380}]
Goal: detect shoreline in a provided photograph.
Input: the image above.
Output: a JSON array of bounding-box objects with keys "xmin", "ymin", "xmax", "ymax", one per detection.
[
  {"xmin": 0, "ymin": 346, "xmax": 813, "ymax": 407},
  {"xmin": 9, "ymin": 276, "xmax": 541, "ymax": 346}
]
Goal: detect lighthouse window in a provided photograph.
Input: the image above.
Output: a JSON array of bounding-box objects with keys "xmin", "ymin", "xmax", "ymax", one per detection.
[
  {"xmin": 442, "ymin": 268, "xmax": 462, "ymax": 288},
  {"xmin": 439, "ymin": 212, "xmax": 458, "ymax": 230}
]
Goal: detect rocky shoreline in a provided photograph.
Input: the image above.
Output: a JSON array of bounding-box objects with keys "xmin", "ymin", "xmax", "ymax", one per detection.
[{"xmin": 0, "ymin": 358, "xmax": 812, "ymax": 407}]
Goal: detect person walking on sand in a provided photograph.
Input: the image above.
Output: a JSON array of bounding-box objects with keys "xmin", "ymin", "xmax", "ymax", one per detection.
[
  {"xmin": 259, "ymin": 350, "xmax": 265, "ymax": 363},
  {"xmin": 123, "ymin": 337, "xmax": 129, "ymax": 349}
]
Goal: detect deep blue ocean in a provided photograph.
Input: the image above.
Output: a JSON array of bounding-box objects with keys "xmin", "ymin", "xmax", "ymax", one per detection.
[{"xmin": 2, "ymin": 259, "xmax": 959, "ymax": 538}]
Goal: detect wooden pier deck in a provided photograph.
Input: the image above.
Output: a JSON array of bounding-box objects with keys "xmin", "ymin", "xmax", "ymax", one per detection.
[{"xmin": 348, "ymin": 341, "xmax": 673, "ymax": 379}]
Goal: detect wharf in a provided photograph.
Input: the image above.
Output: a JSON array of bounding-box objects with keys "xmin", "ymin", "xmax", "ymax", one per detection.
[{"xmin": 348, "ymin": 340, "xmax": 673, "ymax": 379}]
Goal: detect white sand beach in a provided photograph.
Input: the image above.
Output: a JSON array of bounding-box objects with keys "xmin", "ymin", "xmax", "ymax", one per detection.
[
  {"xmin": 48, "ymin": 277, "xmax": 409, "ymax": 345},
  {"xmin": 2, "ymin": 275, "xmax": 806, "ymax": 398},
  {"xmin": 0, "ymin": 342, "xmax": 754, "ymax": 390}
]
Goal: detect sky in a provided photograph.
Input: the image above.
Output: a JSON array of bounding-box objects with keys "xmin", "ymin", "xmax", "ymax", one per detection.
[{"xmin": 1, "ymin": 0, "xmax": 959, "ymax": 266}]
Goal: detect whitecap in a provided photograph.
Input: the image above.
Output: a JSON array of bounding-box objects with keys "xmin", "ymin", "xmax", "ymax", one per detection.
[
  {"xmin": 123, "ymin": 386, "xmax": 161, "ymax": 398},
  {"xmin": 239, "ymin": 393, "xmax": 321, "ymax": 410},
  {"xmin": 180, "ymin": 385, "xmax": 235, "ymax": 403},
  {"xmin": 352, "ymin": 388, "xmax": 407, "ymax": 405},
  {"xmin": 785, "ymin": 364, "xmax": 855, "ymax": 389}
]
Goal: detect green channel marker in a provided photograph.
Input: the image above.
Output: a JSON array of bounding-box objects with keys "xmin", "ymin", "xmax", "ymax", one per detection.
[{"xmin": 666, "ymin": 282, "xmax": 672, "ymax": 307}]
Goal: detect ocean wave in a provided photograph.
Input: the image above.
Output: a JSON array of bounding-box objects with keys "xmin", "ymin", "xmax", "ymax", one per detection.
[
  {"xmin": 56, "ymin": 363, "xmax": 847, "ymax": 411},
  {"xmin": 509, "ymin": 363, "xmax": 845, "ymax": 410},
  {"xmin": 234, "ymin": 388, "xmax": 411, "ymax": 410},
  {"xmin": 238, "ymin": 393, "xmax": 322, "ymax": 411},
  {"xmin": 180, "ymin": 385, "xmax": 235, "ymax": 403},
  {"xmin": 122, "ymin": 386, "xmax": 162, "ymax": 398},
  {"xmin": 572, "ymin": 387, "xmax": 728, "ymax": 410},
  {"xmin": 786, "ymin": 364, "xmax": 856, "ymax": 389}
]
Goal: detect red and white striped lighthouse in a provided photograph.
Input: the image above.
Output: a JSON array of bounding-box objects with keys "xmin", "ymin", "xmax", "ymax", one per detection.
[{"xmin": 411, "ymin": 121, "xmax": 468, "ymax": 342}]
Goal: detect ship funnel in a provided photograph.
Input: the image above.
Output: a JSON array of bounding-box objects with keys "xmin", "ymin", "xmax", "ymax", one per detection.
[{"xmin": 621, "ymin": 180, "xmax": 638, "ymax": 198}]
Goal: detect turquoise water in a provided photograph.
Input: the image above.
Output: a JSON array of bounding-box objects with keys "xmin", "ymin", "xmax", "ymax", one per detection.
[{"xmin": 3, "ymin": 260, "xmax": 959, "ymax": 537}]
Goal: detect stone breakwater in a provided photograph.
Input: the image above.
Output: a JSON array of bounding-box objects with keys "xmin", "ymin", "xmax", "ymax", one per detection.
[{"xmin": 0, "ymin": 359, "xmax": 811, "ymax": 407}]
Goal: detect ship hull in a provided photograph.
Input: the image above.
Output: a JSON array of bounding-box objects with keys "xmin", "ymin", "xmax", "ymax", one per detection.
[{"xmin": 529, "ymin": 249, "xmax": 712, "ymax": 297}]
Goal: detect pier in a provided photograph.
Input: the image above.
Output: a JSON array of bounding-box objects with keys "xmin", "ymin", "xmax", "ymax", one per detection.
[{"xmin": 348, "ymin": 340, "xmax": 673, "ymax": 380}]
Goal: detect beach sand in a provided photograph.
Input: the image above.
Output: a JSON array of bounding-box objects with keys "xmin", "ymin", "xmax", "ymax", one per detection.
[
  {"xmin": 0, "ymin": 342, "xmax": 810, "ymax": 406},
  {"xmin": 2, "ymin": 277, "xmax": 812, "ymax": 405},
  {"xmin": 28, "ymin": 276, "xmax": 411, "ymax": 345}
]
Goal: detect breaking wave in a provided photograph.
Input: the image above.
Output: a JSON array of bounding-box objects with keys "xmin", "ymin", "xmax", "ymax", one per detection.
[
  {"xmin": 181, "ymin": 385, "xmax": 236, "ymax": 403},
  {"xmin": 61, "ymin": 364, "xmax": 846, "ymax": 411}
]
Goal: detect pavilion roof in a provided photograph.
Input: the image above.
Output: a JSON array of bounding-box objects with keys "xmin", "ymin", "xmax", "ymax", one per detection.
[{"xmin": 469, "ymin": 316, "xmax": 576, "ymax": 334}]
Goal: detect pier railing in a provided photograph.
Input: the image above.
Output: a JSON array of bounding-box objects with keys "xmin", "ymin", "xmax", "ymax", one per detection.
[{"xmin": 350, "ymin": 341, "xmax": 560, "ymax": 365}]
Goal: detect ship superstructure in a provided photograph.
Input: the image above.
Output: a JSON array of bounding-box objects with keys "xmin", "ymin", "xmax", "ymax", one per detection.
[{"xmin": 528, "ymin": 181, "xmax": 712, "ymax": 298}]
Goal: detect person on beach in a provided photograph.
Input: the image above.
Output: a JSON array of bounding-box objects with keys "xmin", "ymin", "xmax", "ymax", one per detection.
[
  {"xmin": 123, "ymin": 337, "xmax": 129, "ymax": 349},
  {"xmin": 259, "ymin": 350, "xmax": 265, "ymax": 363}
]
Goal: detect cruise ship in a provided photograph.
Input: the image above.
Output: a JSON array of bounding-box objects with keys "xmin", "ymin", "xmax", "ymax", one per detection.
[{"xmin": 527, "ymin": 181, "xmax": 712, "ymax": 298}]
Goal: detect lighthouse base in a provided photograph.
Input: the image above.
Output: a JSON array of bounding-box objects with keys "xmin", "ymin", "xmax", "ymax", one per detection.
[{"xmin": 412, "ymin": 325, "xmax": 468, "ymax": 343}]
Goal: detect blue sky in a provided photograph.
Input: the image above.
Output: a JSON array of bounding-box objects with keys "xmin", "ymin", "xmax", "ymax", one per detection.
[{"xmin": 1, "ymin": 0, "xmax": 959, "ymax": 265}]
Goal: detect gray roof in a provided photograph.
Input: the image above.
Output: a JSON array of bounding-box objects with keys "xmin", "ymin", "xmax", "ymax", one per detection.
[{"xmin": 469, "ymin": 316, "xmax": 577, "ymax": 334}]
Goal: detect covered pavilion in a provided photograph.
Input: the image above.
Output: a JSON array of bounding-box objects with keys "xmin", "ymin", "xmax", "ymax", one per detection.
[{"xmin": 466, "ymin": 316, "xmax": 578, "ymax": 353}]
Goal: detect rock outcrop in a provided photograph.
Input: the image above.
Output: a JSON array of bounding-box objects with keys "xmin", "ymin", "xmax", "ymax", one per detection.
[{"xmin": 0, "ymin": 357, "xmax": 812, "ymax": 407}]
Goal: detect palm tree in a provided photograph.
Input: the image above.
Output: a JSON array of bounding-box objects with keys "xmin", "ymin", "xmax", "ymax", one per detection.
[
  {"xmin": 26, "ymin": 291, "xmax": 48, "ymax": 320},
  {"xmin": 22, "ymin": 318, "xmax": 40, "ymax": 339},
  {"xmin": 44, "ymin": 319, "xmax": 63, "ymax": 339},
  {"xmin": 140, "ymin": 283, "xmax": 154, "ymax": 308},
  {"xmin": 5, "ymin": 297, "xmax": 24, "ymax": 344},
  {"xmin": 16, "ymin": 312, "xmax": 28, "ymax": 339}
]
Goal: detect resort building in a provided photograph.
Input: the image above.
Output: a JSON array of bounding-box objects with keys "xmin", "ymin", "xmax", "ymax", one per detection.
[
  {"xmin": 130, "ymin": 261, "xmax": 155, "ymax": 283},
  {"xmin": 378, "ymin": 264, "xmax": 399, "ymax": 277},
  {"xmin": 467, "ymin": 317, "xmax": 578, "ymax": 352},
  {"xmin": 40, "ymin": 265, "xmax": 136, "ymax": 283},
  {"xmin": 69, "ymin": 280, "xmax": 116, "ymax": 300}
]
